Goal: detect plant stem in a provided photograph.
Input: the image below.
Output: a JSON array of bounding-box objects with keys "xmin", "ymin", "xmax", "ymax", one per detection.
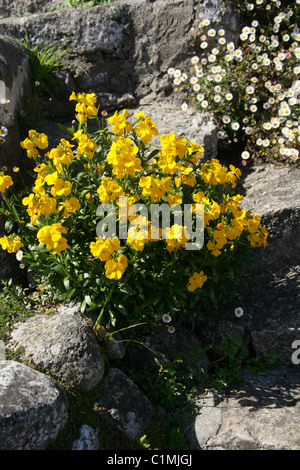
[{"xmin": 94, "ymin": 282, "xmax": 116, "ymax": 329}]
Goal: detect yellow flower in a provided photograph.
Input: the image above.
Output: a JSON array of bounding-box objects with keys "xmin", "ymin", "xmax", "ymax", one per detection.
[
  {"xmin": 37, "ymin": 223, "xmax": 67, "ymax": 253},
  {"xmin": 90, "ymin": 237, "xmax": 121, "ymax": 262},
  {"xmin": 0, "ymin": 235, "xmax": 21, "ymax": 253},
  {"xmin": 107, "ymin": 109, "xmax": 133, "ymax": 135},
  {"xmin": 97, "ymin": 177, "xmax": 125, "ymax": 203},
  {"xmin": 164, "ymin": 224, "xmax": 190, "ymax": 252},
  {"xmin": 51, "ymin": 179, "xmax": 72, "ymax": 197},
  {"xmin": 134, "ymin": 112, "xmax": 158, "ymax": 143},
  {"xmin": 139, "ymin": 176, "xmax": 172, "ymax": 202},
  {"xmin": 104, "ymin": 254, "xmax": 128, "ymax": 280},
  {"xmin": 64, "ymin": 197, "xmax": 81, "ymax": 214},
  {"xmin": 0, "ymin": 174, "xmax": 13, "ymax": 193},
  {"xmin": 127, "ymin": 226, "xmax": 149, "ymax": 251},
  {"xmin": 69, "ymin": 92, "xmax": 98, "ymax": 124},
  {"xmin": 187, "ymin": 271, "xmax": 208, "ymax": 292},
  {"xmin": 20, "ymin": 130, "xmax": 48, "ymax": 158},
  {"xmin": 166, "ymin": 193, "xmax": 182, "ymax": 206},
  {"xmin": 107, "ymin": 136, "xmax": 141, "ymax": 178}
]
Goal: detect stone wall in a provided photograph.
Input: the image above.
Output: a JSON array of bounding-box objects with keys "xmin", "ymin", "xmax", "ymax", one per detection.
[{"xmin": 0, "ymin": 0, "xmax": 239, "ymax": 112}]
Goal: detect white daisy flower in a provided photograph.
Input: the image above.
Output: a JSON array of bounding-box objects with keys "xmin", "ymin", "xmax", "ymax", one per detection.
[
  {"xmin": 235, "ymin": 307, "xmax": 244, "ymax": 317},
  {"xmin": 162, "ymin": 314, "xmax": 172, "ymax": 323},
  {"xmin": 208, "ymin": 28, "xmax": 216, "ymax": 37},
  {"xmin": 168, "ymin": 325, "xmax": 176, "ymax": 334},
  {"xmin": 241, "ymin": 151, "xmax": 250, "ymax": 159},
  {"xmin": 225, "ymin": 93, "xmax": 233, "ymax": 101},
  {"xmin": 222, "ymin": 115, "xmax": 231, "ymax": 124},
  {"xmin": 16, "ymin": 250, "xmax": 23, "ymax": 261}
]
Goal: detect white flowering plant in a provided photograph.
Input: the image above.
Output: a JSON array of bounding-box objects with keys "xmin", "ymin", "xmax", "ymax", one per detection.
[{"xmin": 168, "ymin": 0, "xmax": 300, "ymax": 164}]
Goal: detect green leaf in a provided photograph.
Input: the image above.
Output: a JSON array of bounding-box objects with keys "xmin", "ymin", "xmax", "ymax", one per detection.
[
  {"xmin": 113, "ymin": 303, "xmax": 127, "ymax": 316},
  {"xmin": 63, "ymin": 277, "xmax": 70, "ymax": 290},
  {"xmin": 4, "ymin": 220, "xmax": 13, "ymax": 233},
  {"xmin": 80, "ymin": 299, "xmax": 87, "ymax": 313},
  {"xmin": 119, "ymin": 284, "xmax": 136, "ymax": 295}
]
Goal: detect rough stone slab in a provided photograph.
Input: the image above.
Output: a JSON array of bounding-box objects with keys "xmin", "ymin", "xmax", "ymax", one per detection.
[
  {"xmin": 186, "ymin": 367, "xmax": 300, "ymax": 450},
  {"xmin": 127, "ymin": 101, "xmax": 218, "ymax": 159},
  {"xmin": 0, "ymin": 360, "xmax": 68, "ymax": 450},
  {"xmin": 7, "ymin": 312, "xmax": 105, "ymax": 390},
  {"xmin": 94, "ymin": 367, "xmax": 154, "ymax": 439}
]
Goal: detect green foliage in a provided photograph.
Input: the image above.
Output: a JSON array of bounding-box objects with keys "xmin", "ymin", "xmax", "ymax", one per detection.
[
  {"xmin": 211, "ymin": 337, "xmax": 277, "ymax": 389},
  {"xmin": 19, "ymin": 38, "xmax": 70, "ymax": 97},
  {"xmin": 50, "ymin": 0, "xmax": 115, "ymax": 10},
  {"xmin": 0, "ymin": 91, "xmax": 268, "ymax": 333},
  {"xmin": 0, "ymin": 280, "xmax": 34, "ymax": 341}
]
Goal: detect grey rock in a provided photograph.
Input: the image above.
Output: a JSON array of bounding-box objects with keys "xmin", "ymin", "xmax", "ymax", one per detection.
[
  {"xmin": 0, "ymin": 360, "xmax": 68, "ymax": 450},
  {"xmin": 0, "ymin": 35, "xmax": 31, "ymax": 170},
  {"xmin": 146, "ymin": 323, "xmax": 210, "ymax": 372},
  {"xmin": 94, "ymin": 367, "xmax": 154, "ymax": 439},
  {"xmin": 127, "ymin": 102, "xmax": 218, "ymax": 159},
  {"xmin": 7, "ymin": 312, "xmax": 105, "ymax": 390},
  {"xmin": 72, "ymin": 424, "xmax": 99, "ymax": 450},
  {"xmin": 185, "ymin": 367, "xmax": 300, "ymax": 450},
  {"xmin": 0, "ymin": 0, "xmax": 239, "ymax": 112}
]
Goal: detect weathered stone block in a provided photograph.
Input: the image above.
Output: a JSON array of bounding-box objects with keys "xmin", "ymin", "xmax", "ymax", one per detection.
[
  {"xmin": 7, "ymin": 312, "xmax": 105, "ymax": 390},
  {"xmin": 0, "ymin": 360, "xmax": 68, "ymax": 450}
]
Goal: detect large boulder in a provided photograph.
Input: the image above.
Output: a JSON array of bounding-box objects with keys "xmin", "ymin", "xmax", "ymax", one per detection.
[
  {"xmin": 0, "ymin": 360, "xmax": 68, "ymax": 450},
  {"xmin": 7, "ymin": 312, "xmax": 105, "ymax": 390}
]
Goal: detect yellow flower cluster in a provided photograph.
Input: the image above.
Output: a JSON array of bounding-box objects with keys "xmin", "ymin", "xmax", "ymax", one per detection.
[
  {"xmin": 97, "ymin": 177, "xmax": 125, "ymax": 203},
  {"xmin": 69, "ymin": 91, "xmax": 98, "ymax": 124},
  {"xmin": 107, "ymin": 136, "xmax": 141, "ymax": 178},
  {"xmin": 20, "ymin": 130, "xmax": 48, "ymax": 158},
  {"xmin": 73, "ymin": 130, "xmax": 97, "ymax": 160},
  {"xmin": 187, "ymin": 271, "xmax": 208, "ymax": 292},
  {"xmin": 191, "ymin": 191, "xmax": 269, "ymax": 257},
  {"xmin": 157, "ymin": 133, "xmax": 203, "ymax": 177},
  {"xmin": 37, "ymin": 223, "xmax": 67, "ymax": 254},
  {"xmin": 90, "ymin": 237, "xmax": 128, "ymax": 280},
  {"xmin": 139, "ymin": 175, "xmax": 172, "ymax": 202},
  {"xmin": 200, "ymin": 159, "xmax": 241, "ymax": 188},
  {"xmin": 0, "ymin": 235, "xmax": 21, "ymax": 253},
  {"xmin": 22, "ymin": 192, "xmax": 57, "ymax": 226},
  {"xmin": 2, "ymin": 94, "xmax": 268, "ymax": 298},
  {"xmin": 164, "ymin": 224, "xmax": 190, "ymax": 252},
  {"xmin": 46, "ymin": 139, "xmax": 75, "ymax": 172},
  {"xmin": 0, "ymin": 174, "xmax": 13, "ymax": 193},
  {"xmin": 134, "ymin": 112, "xmax": 158, "ymax": 143},
  {"xmin": 107, "ymin": 109, "xmax": 133, "ymax": 135}
]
